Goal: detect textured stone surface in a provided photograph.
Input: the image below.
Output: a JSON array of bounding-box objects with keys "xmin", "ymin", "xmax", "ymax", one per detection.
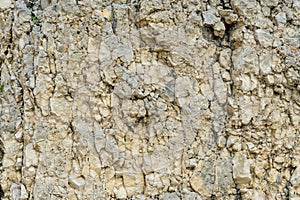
[{"xmin": 0, "ymin": 0, "xmax": 300, "ymax": 199}]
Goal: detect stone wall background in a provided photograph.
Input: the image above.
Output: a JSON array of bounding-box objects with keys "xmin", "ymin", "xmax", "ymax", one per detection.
[{"xmin": 0, "ymin": 0, "xmax": 299, "ymax": 199}]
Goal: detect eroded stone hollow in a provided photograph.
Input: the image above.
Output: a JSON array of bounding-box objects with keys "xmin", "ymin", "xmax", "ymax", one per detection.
[{"xmin": 0, "ymin": 0, "xmax": 299, "ymax": 199}]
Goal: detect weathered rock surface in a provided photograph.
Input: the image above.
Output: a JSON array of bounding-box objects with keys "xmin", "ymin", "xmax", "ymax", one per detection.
[{"xmin": 0, "ymin": 0, "xmax": 300, "ymax": 199}]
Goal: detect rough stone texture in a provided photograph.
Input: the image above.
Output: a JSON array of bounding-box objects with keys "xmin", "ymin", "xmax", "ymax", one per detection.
[{"xmin": 0, "ymin": 0, "xmax": 300, "ymax": 199}]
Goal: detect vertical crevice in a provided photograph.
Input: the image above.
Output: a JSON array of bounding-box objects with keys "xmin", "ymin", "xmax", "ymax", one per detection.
[
  {"xmin": 235, "ymin": 187, "xmax": 243, "ymax": 200},
  {"xmin": 0, "ymin": 185, "xmax": 4, "ymax": 199},
  {"xmin": 111, "ymin": 4, "xmax": 117, "ymax": 34}
]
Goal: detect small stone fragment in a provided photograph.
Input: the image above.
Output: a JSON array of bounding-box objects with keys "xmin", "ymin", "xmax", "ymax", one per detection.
[
  {"xmin": 275, "ymin": 12, "xmax": 287, "ymax": 25},
  {"xmin": 218, "ymin": 10, "xmax": 238, "ymax": 24},
  {"xmin": 20, "ymin": 184, "xmax": 28, "ymax": 200},
  {"xmin": 69, "ymin": 176, "xmax": 86, "ymax": 190},
  {"xmin": 203, "ymin": 8, "xmax": 220, "ymax": 26},
  {"xmin": 114, "ymin": 186, "xmax": 127, "ymax": 199},
  {"xmin": 253, "ymin": 190, "xmax": 266, "ymax": 200},
  {"xmin": 259, "ymin": 52, "xmax": 274, "ymax": 75},
  {"xmin": 291, "ymin": 167, "xmax": 300, "ymax": 188},
  {"xmin": 0, "ymin": 0, "xmax": 11, "ymax": 9},
  {"xmin": 231, "ymin": 0, "xmax": 257, "ymax": 15},
  {"xmin": 232, "ymin": 152, "xmax": 252, "ymax": 184},
  {"xmin": 219, "ymin": 48, "xmax": 232, "ymax": 70},
  {"xmin": 261, "ymin": 0, "xmax": 278, "ymax": 7},
  {"xmin": 213, "ymin": 21, "xmax": 226, "ymax": 38},
  {"xmin": 161, "ymin": 192, "xmax": 181, "ymax": 200},
  {"xmin": 123, "ymin": 173, "xmax": 144, "ymax": 197},
  {"xmin": 24, "ymin": 144, "xmax": 39, "ymax": 167},
  {"xmin": 255, "ymin": 29, "xmax": 273, "ymax": 47}
]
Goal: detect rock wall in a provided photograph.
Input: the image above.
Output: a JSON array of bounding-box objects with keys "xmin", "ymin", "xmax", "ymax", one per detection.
[{"xmin": 0, "ymin": 0, "xmax": 299, "ymax": 199}]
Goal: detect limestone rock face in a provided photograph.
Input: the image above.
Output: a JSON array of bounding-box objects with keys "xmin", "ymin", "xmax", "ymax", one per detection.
[{"xmin": 0, "ymin": 0, "xmax": 299, "ymax": 199}]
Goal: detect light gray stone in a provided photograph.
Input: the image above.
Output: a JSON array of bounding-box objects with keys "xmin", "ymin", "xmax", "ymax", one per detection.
[
  {"xmin": 69, "ymin": 176, "xmax": 86, "ymax": 190},
  {"xmin": 261, "ymin": 0, "xmax": 279, "ymax": 7},
  {"xmin": 20, "ymin": 184, "xmax": 28, "ymax": 200},
  {"xmin": 0, "ymin": 0, "xmax": 11, "ymax": 9},
  {"xmin": 275, "ymin": 12, "xmax": 287, "ymax": 25},
  {"xmin": 175, "ymin": 76, "xmax": 199, "ymax": 98},
  {"xmin": 255, "ymin": 29, "xmax": 273, "ymax": 47},
  {"xmin": 232, "ymin": 152, "xmax": 252, "ymax": 184},
  {"xmin": 259, "ymin": 52, "xmax": 274, "ymax": 75},
  {"xmin": 114, "ymin": 186, "xmax": 127, "ymax": 199},
  {"xmin": 213, "ymin": 21, "xmax": 226, "ymax": 38},
  {"xmin": 232, "ymin": 46, "xmax": 259, "ymax": 74},
  {"xmin": 291, "ymin": 167, "xmax": 300, "ymax": 187},
  {"xmin": 203, "ymin": 8, "xmax": 220, "ymax": 26}
]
